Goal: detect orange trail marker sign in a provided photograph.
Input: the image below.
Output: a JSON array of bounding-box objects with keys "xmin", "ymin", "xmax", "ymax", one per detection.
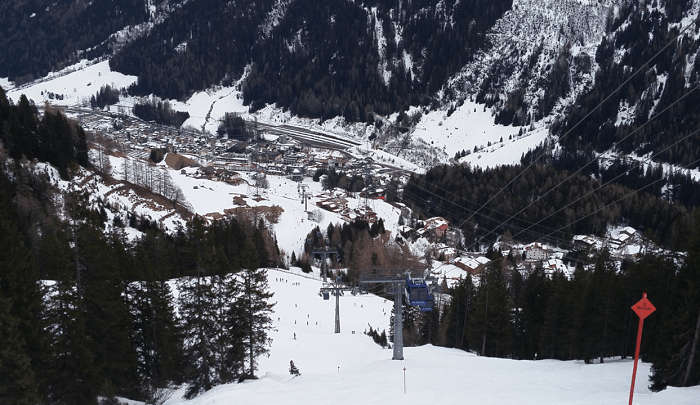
[{"xmin": 629, "ymin": 292, "xmax": 656, "ymax": 405}]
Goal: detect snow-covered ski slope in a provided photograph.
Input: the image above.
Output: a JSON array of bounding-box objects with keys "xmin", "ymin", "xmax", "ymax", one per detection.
[{"xmin": 157, "ymin": 268, "xmax": 699, "ymax": 405}]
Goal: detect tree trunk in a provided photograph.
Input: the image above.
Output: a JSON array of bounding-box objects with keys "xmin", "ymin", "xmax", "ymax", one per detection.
[
  {"xmin": 460, "ymin": 287, "xmax": 468, "ymax": 348},
  {"xmin": 682, "ymin": 310, "xmax": 700, "ymax": 386}
]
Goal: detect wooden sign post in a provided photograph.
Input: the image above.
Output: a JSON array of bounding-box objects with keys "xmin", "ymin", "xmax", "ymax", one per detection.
[{"xmin": 628, "ymin": 292, "xmax": 656, "ymax": 405}]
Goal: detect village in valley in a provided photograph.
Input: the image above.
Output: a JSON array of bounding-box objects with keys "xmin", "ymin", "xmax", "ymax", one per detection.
[{"xmin": 53, "ymin": 104, "xmax": 679, "ymax": 292}]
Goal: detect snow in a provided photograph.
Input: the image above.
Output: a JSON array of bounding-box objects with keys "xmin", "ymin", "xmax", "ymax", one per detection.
[
  {"xmin": 430, "ymin": 261, "xmax": 469, "ymax": 288},
  {"xmin": 370, "ymin": 7, "xmax": 392, "ymax": 86},
  {"xmin": 459, "ymin": 125, "xmax": 549, "ymax": 169},
  {"xmin": 413, "ymin": 99, "xmax": 524, "ymax": 159},
  {"xmin": 0, "ymin": 77, "xmax": 13, "ymax": 90},
  {"xmin": 352, "ymin": 145, "xmax": 422, "ymax": 173},
  {"xmin": 6, "ymin": 60, "xmax": 137, "ymax": 106},
  {"xmin": 156, "ymin": 268, "xmax": 700, "ymax": 405},
  {"xmin": 177, "ymin": 79, "xmax": 248, "ymax": 134},
  {"xmin": 260, "ymin": 0, "xmax": 293, "ymax": 39}
]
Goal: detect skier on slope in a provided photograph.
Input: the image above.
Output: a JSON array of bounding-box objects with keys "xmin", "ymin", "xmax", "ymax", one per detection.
[{"xmin": 289, "ymin": 360, "xmax": 301, "ymax": 376}]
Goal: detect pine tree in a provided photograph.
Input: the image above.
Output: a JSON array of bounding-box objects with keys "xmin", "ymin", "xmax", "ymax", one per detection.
[
  {"xmin": 0, "ymin": 202, "xmax": 50, "ymax": 399},
  {"xmin": 651, "ymin": 212, "xmax": 700, "ymax": 389},
  {"xmin": 237, "ymin": 268, "xmax": 275, "ymax": 378},
  {"xmin": 46, "ymin": 279, "xmax": 99, "ymax": 405},
  {"xmin": 79, "ymin": 227, "xmax": 139, "ymax": 398},
  {"xmin": 471, "ymin": 262, "xmax": 512, "ymax": 357},
  {"xmin": 521, "ymin": 266, "xmax": 551, "ymax": 359},
  {"xmin": 178, "ymin": 274, "xmax": 219, "ymax": 398},
  {"xmin": 129, "ymin": 279, "xmax": 184, "ymax": 397},
  {"xmin": 215, "ymin": 273, "xmax": 246, "ymax": 384},
  {"xmin": 539, "ymin": 271, "xmax": 572, "ymax": 360},
  {"xmin": 0, "ymin": 296, "xmax": 39, "ymax": 405}
]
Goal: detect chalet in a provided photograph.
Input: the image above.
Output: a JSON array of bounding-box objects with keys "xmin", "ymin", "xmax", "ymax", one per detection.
[
  {"xmin": 291, "ymin": 168, "xmax": 304, "ymax": 182},
  {"xmin": 423, "ymin": 217, "xmax": 449, "ymax": 239},
  {"xmin": 524, "ymin": 242, "xmax": 549, "ymax": 261},
  {"xmin": 432, "ymin": 243, "xmax": 457, "ymax": 261},
  {"xmin": 573, "ymin": 235, "xmax": 598, "ymax": 250},
  {"xmin": 453, "ymin": 255, "xmax": 490, "ymax": 274}
]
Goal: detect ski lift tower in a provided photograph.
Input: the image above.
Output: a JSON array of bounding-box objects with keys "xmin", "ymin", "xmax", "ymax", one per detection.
[
  {"xmin": 360, "ymin": 272, "xmax": 437, "ymax": 360},
  {"xmin": 319, "ymin": 275, "xmax": 356, "ymax": 334},
  {"xmin": 312, "ymin": 248, "xmax": 337, "ymax": 283}
]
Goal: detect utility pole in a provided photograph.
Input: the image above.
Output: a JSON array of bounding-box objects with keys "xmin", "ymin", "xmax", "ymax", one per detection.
[
  {"xmin": 362, "ymin": 164, "xmax": 372, "ymax": 221},
  {"xmin": 300, "ymin": 184, "xmax": 309, "ymax": 212},
  {"xmin": 393, "ymin": 280, "xmax": 404, "ymax": 360}
]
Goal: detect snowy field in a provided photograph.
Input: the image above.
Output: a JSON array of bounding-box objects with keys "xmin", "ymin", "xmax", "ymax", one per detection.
[
  {"xmin": 411, "ymin": 100, "xmax": 548, "ymax": 168},
  {"xmin": 6, "ymin": 60, "xmax": 137, "ymax": 106},
  {"xmin": 150, "ymin": 268, "xmax": 699, "ymax": 405}
]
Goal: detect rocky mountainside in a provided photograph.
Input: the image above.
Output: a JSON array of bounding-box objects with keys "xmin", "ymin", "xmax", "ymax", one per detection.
[{"xmin": 2, "ymin": 0, "xmax": 699, "ymax": 170}]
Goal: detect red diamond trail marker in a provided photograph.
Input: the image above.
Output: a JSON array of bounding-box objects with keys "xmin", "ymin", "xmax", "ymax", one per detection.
[{"xmin": 629, "ymin": 292, "xmax": 656, "ymax": 405}]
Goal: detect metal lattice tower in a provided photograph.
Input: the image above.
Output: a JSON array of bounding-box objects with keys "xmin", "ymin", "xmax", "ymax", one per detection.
[
  {"xmin": 319, "ymin": 276, "xmax": 355, "ymax": 334},
  {"xmin": 312, "ymin": 248, "xmax": 337, "ymax": 283},
  {"xmin": 360, "ymin": 274, "xmax": 408, "ymax": 360}
]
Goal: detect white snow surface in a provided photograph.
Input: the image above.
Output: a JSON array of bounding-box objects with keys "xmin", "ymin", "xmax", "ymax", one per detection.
[
  {"xmin": 154, "ymin": 268, "xmax": 700, "ymax": 405},
  {"xmin": 0, "ymin": 77, "xmax": 14, "ymax": 90},
  {"xmin": 7, "ymin": 60, "xmax": 137, "ymax": 106},
  {"xmin": 413, "ymin": 100, "xmax": 524, "ymax": 159}
]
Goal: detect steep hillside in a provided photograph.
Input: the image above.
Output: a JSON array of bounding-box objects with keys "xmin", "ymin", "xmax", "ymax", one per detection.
[
  {"xmin": 110, "ymin": 0, "xmax": 513, "ymax": 120},
  {"xmin": 0, "ymin": 0, "xmax": 149, "ymax": 82},
  {"xmin": 557, "ymin": 0, "xmax": 700, "ymax": 168}
]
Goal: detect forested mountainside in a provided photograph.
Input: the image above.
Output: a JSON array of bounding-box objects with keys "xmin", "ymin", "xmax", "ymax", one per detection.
[
  {"xmin": 555, "ymin": 0, "xmax": 700, "ymax": 167},
  {"xmin": 0, "ymin": 0, "xmax": 149, "ymax": 83},
  {"xmin": 404, "ymin": 155, "xmax": 700, "ymax": 251},
  {"xmin": 111, "ymin": 0, "xmax": 513, "ymax": 120},
  {"xmin": 0, "ymin": 86, "xmax": 282, "ymax": 403}
]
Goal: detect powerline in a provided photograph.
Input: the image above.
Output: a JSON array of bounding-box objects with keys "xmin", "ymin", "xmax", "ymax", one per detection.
[
  {"xmin": 399, "ymin": 183, "xmax": 571, "ymax": 248},
  {"xmin": 458, "ymin": 17, "xmax": 698, "ymax": 228},
  {"xmin": 477, "ymin": 85, "xmax": 699, "ymax": 243},
  {"xmin": 537, "ymin": 156, "xmax": 700, "ymax": 245},
  {"xmin": 511, "ymin": 126, "xmax": 700, "ymax": 241}
]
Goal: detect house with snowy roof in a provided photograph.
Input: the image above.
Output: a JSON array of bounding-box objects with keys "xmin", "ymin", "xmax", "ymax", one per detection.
[{"xmin": 423, "ymin": 217, "xmax": 449, "ymax": 240}]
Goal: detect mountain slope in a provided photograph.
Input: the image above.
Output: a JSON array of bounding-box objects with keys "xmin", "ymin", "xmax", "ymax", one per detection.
[
  {"xmin": 0, "ymin": 0, "xmax": 149, "ymax": 82},
  {"xmin": 110, "ymin": 0, "xmax": 513, "ymax": 120},
  {"xmin": 149, "ymin": 268, "xmax": 700, "ymax": 405}
]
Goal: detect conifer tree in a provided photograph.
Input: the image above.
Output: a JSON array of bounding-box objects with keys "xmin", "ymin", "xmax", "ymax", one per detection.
[
  {"xmin": 651, "ymin": 212, "xmax": 700, "ymax": 389},
  {"xmin": 539, "ymin": 271, "xmax": 572, "ymax": 360},
  {"xmin": 471, "ymin": 262, "xmax": 512, "ymax": 357},
  {"xmin": 237, "ymin": 268, "xmax": 275, "ymax": 378},
  {"xmin": 521, "ymin": 266, "xmax": 550, "ymax": 359},
  {"xmin": 46, "ymin": 278, "xmax": 99, "ymax": 405},
  {"xmin": 178, "ymin": 273, "xmax": 219, "ymax": 398},
  {"xmin": 214, "ymin": 273, "xmax": 247, "ymax": 384},
  {"xmin": 129, "ymin": 279, "xmax": 184, "ymax": 396},
  {"xmin": 79, "ymin": 227, "xmax": 139, "ymax": 398},
  {"xmin": 0, "ymin": 296, "xmax": 39, "ymax": 405}
]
